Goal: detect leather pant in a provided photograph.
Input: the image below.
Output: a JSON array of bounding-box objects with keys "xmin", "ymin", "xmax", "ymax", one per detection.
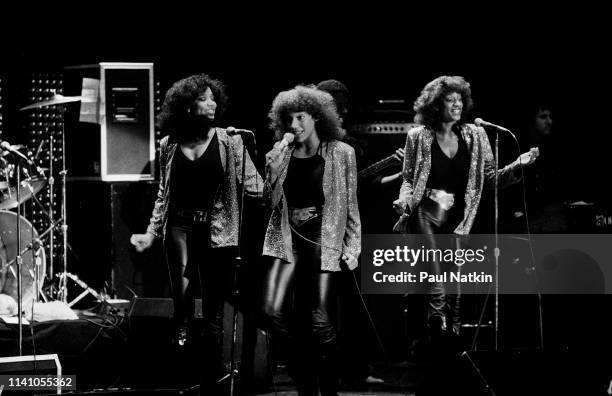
[
  {"xmin": 409, "ymin": 197, "xmax": 463, "ymax": 335},
  {"xmin": 167, "ymin": 214, "xmax": 226, "ymax": 388},
  {"xmin": 262, "ymin": 215, "xmax": 339, "ymax": 396}
]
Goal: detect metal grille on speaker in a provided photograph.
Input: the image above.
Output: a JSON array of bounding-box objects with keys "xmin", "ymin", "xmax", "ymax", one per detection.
[{"xmin": 349, "ymin": 122, "xmax": 416, "ymax": 135}]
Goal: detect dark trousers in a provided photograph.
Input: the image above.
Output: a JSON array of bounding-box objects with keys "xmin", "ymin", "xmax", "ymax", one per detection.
[
  {"xmin": 262, "ymin": 216, "xmax": 339, "ymax": 396},
  {"xmin": 167, "ymin": 215, "xmax": 227, "ymax": 389},
  {"xmin": 410, "ymin": 197, "xmax": 463, "ymax": 334}
]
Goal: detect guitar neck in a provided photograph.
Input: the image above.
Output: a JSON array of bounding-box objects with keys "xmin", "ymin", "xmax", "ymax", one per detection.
[{"xmin": 358, "ymin": 155, "xmax": 399, "ymax": 180}]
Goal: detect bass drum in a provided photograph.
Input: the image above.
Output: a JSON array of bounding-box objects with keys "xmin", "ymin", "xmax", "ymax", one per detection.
[{"xmin": 0, "ymin": 210, "xmax": 46, "ymax": 307}]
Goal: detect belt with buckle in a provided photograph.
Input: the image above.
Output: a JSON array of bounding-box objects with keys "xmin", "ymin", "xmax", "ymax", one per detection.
[
  {"xmin": 425, "ymin": 188, "xmax": 455, "ymax": 210},
  {"xmin": 172, "ymin": 207, "xmax": 209, "ymax": 224},
  {"xmin": 288, "ymin": 206, "xmax": 321, "ymax": 227}
]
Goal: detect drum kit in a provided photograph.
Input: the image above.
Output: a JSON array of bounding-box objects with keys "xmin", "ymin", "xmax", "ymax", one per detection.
[{"xmin": 0, "ymin": 92, "xmax": 84, "ymax": 323}]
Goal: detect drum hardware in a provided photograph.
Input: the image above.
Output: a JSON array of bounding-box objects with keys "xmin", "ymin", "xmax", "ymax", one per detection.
[
  {"xmin": 0, "ymin": 154, "xmax": 52, "ymax": 309},
  {"xmin": 0, "ymin": 176, "xmax": 47, "ymax": 210},
  {"xmin": 0, "ymin": 129, "xmax": 57, "ymax": 355},
  {"xmin": 20, "ymin": 93, "xmax": 82, "ymax": 304},
  {"xmin": 3, "ymin": 218, "xmax": 62, "ymax": 270},
  {"xmin": 0, "ymin": 148, "xmax": 30, "ymax": 355},
  {"xmin": 60, "ymin": 272, "xmax": 106, "ymax": 308}
]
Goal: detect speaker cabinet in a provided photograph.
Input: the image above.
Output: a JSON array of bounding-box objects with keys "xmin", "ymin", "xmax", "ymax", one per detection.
[
  {"xmin": 63, "ymin": 63, "xmax": 155, "ymax": 181},
  {"xmin": 66, "ymin": 180, "xmax": 166, "ymax": 299}
]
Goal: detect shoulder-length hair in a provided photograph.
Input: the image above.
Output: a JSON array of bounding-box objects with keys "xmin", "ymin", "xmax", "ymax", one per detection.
[
  {"xmin": 156, "ymin": 73, "xmax": 228, "ymax": 133},
  {"xmin": 413, "ymin": 76, "xmax": 474, "ymax": 127},
  {"xmin": 268, "ymin": 85, "xmax": 344, "ymax": 141}
]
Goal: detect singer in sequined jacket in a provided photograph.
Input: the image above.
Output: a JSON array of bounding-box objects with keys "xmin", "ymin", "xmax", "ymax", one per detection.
[
  {"xmin": 262, "ymin": 139, "xmax": 361, "ymax": 270},
  {"xmin": 146, "ymin": 128, "xmax": 263, "ymax": 244},
  {"xmin": 393, "ymin": 76, "xmax": 537, "ymax": 339},
  {"xmin": 261, "ymin": 85, "xmax": 360, "ymax": 395},
  {"xmin": 132, "ymin": 73, "xmax": 263, "ymax": 392},
  {"xmin": 394, "ymin": 122, "xmax": 521, "ymax": 235}
]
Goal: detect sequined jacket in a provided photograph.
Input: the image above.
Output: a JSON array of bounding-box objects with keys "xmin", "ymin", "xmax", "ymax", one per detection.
[
  {"xmin": 146, "ymin": 128, "xmax": 263, "ymax": 247},
  {"xmin": 396, "ymin": 124, "xmax": 520, "ymax": 235},
  {"xmin": 262, "ymin": 140, "xmax": 361, "ymax": 271}
]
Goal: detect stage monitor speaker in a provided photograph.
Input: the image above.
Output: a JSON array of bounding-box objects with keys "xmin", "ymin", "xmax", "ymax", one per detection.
[
  {"xmin": 63, "ymin": 63, "xmax": 155, "ymax": 181},
  {"xmin": 35, "ymin": 390, "xmax": 183, "ymax": 395},
  {"xmin": 127, "ymin": 298, "xmax": 213, "ymax": 319},
  {"xmin": 128, "ymin": 297, "xmax": 174, "ymax": 318},
  {"xmin": 0, "ymin": 354, "xmax": 63, "ymax": 393},
  {"xmin": 36, "ymin": 391, "xmax": 182, "ymax": 395},
  {"xmin": 0, "ymin": 354, "xmax": 61, "ymax": 375}
]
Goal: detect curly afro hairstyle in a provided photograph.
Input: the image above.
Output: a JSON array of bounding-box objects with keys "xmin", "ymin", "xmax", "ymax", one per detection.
[
  {"xmin": 156, "ymin": 73, "xmax": 228, "ymax": 133},
  {"xmin": 413, "ymin": 76, "xmax": 474, "ymax": 127},
  {"xmin": 268, "ymin": 85, "xmax": 344, "ymax": 141}
]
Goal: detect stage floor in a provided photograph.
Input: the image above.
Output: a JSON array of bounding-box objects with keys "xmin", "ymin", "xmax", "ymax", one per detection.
[{"xmin": 1, "ymin": 308, "xmax": 611, "ymax": 395}]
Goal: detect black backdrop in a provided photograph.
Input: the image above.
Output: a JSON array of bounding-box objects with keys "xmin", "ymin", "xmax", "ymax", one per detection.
[{"xmin": 2, "ymin": 13, "xmax": 607, "ymax": 204}]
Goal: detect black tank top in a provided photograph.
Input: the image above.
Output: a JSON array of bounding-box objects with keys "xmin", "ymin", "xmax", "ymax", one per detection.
[
  {"xmin": 170, "ymin": 133, "xmax": 223, "ymax": 211},
  {"xmin": 427, "ymin": 129, "xmax": 469, "ymax": 201},
  {"xmin": 284, "ymin": 147, "xmax": 325, "ymax": 208}
]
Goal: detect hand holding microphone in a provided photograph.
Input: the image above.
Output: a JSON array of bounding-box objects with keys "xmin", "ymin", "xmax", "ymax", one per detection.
[{"xmin": 265, "ymin": 133, "xmax": 295, "ymax": 180}]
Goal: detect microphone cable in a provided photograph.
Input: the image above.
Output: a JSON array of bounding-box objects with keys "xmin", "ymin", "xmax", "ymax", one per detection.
[
  {"xmin": 288, "ymin": 221, "xmax": 390, "ymax": 362},
  {"xmin": 470, "ymin": 127, "xmax": 544, "ymax": 350}
]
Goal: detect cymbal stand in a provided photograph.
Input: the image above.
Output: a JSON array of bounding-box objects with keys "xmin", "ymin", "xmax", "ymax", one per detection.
[
  {"xmin": 14, "ymin": 157, "xmax": 24, "ymax": 355},
  {"xmin": 54, "ymin": 106, "xmax": 69, "ymax": 303},
  {"xmin": 22, "ymin": 175, "xmax": 50, "ymax": 304},
  {"xmin": 22, "ymin": 171, "xmax": 40, "ymax": 305},
  {"xmin": 5, "ymin": 218, "xmax": 61, "ymax": 269},
  {"xmin": 47, "ymin": 126, "xmax": 55, "ymax": 283}
]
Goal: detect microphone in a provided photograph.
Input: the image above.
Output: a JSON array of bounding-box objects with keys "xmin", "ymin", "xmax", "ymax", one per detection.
[
  {"xmin": 0, "ymin": 141, "xmax": 34, "ymax": 165},
  {"xmin": 277, "ymin": 132, "xmax": 295, "ymax": 151},
  {"xmin": 0, "ymin": 141, "xmax": 45, "ymax": 177},
  {"xmin": 226, "ymin": 126, "xmax": 255, "ymax": 136},
  {"xmin": 266, "ymin": 133, "xmax": 295, "ymax": 166},
  {"xmin": 474, "ymin": 118, "xmax": 512, "ymax": 133}
]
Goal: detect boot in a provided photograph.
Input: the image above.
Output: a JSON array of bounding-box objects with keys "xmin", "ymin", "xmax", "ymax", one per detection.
[
  {"xmin": 446, "ymin": 293, "xmax": 461, "ymax": 336},
  {"xmin": 318, "ymin": 341, "xmax": 340, "ymax": 396},
  {"xmin": 292, "ymin": 357, "xmax": 317, "ymax": 395}
]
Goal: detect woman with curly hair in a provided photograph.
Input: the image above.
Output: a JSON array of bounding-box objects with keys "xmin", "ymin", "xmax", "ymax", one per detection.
[
  {"xmin": 394, "ymin": 76, "xmax": 538, "ymax": 337},
  {"xmin": 262, "ymin": 85, "xmax": 361, "ymax": 395},
  {"xmin": 130, "ymin": 73, "xmax": 262, "ymax": 389}
]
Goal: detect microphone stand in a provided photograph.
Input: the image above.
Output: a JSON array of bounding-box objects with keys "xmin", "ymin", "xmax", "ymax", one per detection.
[
  {"xmin": 228, "ymin": 130, "xmax": 254, "ymax": 396},
  {"xmin": 472, "ymin": 122, "xmax": 545, "ymax": 352},
  {"xmin": 5, "ymin": 151, "xmax": 45, "ymax": 355},
  {"xmin": 494, "ymin": 131, "xmax": 500, "ymax": 351},
  {"xmin": 16, "ymin": 157, "xmax": 24, "ymax": 355}
]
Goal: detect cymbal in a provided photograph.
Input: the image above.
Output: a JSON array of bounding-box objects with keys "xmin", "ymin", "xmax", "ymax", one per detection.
[
  {"xmin": 0, "ymin": 177, "xmax": 46, "ymax": 210},
  {"xmin": 20, "ymin": 94, "xmax": 82, "ymax": 111}
]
